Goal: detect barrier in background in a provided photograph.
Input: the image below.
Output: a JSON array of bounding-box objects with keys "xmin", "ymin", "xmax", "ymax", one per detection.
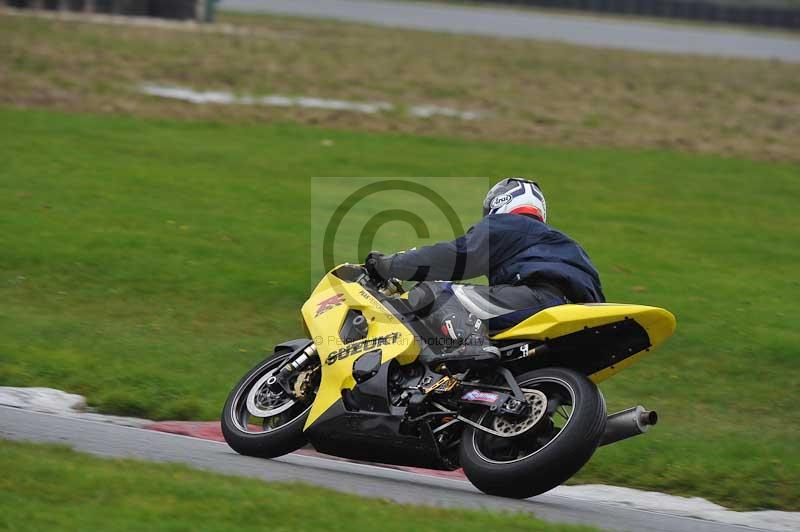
[
  {"xmin": 479, "ymin": 0, "xmax": 800, "ymax": 30},
  {"xmin": 4, "ymin": 0, "xmax": 218, "ymax": 22}
]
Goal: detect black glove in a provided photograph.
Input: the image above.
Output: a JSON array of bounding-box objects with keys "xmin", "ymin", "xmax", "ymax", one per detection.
[{"xmin": 364, "ymin": 251, "xmax": 388, "ymax": 286}]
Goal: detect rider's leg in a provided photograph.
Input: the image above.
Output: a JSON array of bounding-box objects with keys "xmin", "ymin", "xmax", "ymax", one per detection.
[
  {"xmin": 450, "ymin": 284, "xmax": 569, "ymax": 334},
  {"xmin": 407, "ymin": 282, "xmax": 568, "ymax": 369}
]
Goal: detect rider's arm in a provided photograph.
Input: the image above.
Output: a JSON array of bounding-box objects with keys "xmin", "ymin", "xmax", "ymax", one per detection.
[{"xmin": 374, "ymin": 219, "xmax": 498, "ymax": 282}]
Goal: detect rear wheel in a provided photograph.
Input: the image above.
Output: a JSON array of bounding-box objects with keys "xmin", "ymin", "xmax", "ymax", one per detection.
[
  {"xmin": 221, "ymin": 347, "xmax": 319, "ymax": 458},
  {"xmin": 459, "ymin": 367, "xmax": 606, "ymax": 499}
]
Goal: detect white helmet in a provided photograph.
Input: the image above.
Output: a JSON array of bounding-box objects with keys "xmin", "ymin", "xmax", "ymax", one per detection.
[{"xmin": 483, "ymin": 178, "xmax": 547, "ymax": 222}]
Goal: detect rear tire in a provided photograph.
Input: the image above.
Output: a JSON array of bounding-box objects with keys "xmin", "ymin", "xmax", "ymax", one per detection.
[
  {"xmin": 459, "ymin": 367, "xmax": 606, "ymax": 499},
  {"xmin": 221, "ymin": 350, "xmax": 314, "ymax": 458}
]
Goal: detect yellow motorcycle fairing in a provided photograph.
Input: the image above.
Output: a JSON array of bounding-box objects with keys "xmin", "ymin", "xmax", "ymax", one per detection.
[
  {"xmin": 300, "ymin": 269, "xmax": 419, "ymax": 429},
  {"xmin": 301, "ymin": 265, "xmax": 676, "ymax": 430},
  {"xmin": 491, "ymin": 303, "xmax": 676, "ymax": 383}
]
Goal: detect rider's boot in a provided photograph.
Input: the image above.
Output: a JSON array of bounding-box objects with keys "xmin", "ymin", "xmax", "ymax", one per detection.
[
  {"xmin": 409, "ymin": 285, "xmax": 500, "ymax": 370},
  {"xmin": 431, "ymin": 307, "xmax": 501, "ymax": 371}
]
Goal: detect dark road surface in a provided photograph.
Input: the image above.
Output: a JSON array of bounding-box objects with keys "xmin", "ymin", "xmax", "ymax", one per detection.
[
  {"xmin": 221, "ymin": 0, "xmax": 800, "ymax": 62},
  {"xmin": 1, "ymin": 406, "xmax": 773, "ymax": 532}
]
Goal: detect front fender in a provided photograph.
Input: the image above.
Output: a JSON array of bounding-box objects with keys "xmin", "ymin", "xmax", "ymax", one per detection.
[{"xmin": 274, "ymin": 338, "xmax": 314, "ymax": 355}]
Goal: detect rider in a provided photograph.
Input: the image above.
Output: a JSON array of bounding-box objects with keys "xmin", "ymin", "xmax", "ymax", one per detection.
[{"xmin": 365, "ymin": 178, "xmax": 605, "ymax": 368}]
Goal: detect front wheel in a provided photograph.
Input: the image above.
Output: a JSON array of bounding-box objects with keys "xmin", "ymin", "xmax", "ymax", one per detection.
[
  {"xmin": 459, "ymin": 367, "xmax": 606, "ymax": 499},
  {"xmin": 221, "ymin": 347, "xmax": 319, "ymax": 458}
]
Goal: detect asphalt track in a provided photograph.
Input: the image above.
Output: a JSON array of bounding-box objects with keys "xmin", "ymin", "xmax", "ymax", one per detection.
[
  {"xmin": 1, "ymin": 406, "xmax": 772, "ymax": 532},
  {"xmin": 221, "ymin": 0, "xmax": 800, "ymax": 62}
]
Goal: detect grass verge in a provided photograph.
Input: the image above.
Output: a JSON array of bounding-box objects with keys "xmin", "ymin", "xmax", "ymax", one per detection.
[
  {"xmin": 0, "ymin": 107, "xmax": 798, "ymax": 510},
  {"xmin": 1, "ymin": 9, "xmax": 799, "ymax": 161},
  {"xmin": 0, "ymin": 439, "xmax": 598, "ymax": 532}
]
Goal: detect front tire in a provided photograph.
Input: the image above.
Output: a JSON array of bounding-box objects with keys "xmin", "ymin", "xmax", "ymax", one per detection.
[
  {"xmin": 221, "ymin": 348, "xmax": 318, "ymax": 458},
  {"xmin": 459, "ymin": 367, "xmax": 606, "ymax": 499}
]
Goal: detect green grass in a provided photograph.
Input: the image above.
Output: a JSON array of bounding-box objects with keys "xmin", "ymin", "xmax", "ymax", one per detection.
[
  {"xmin": 0, "ymin": 107, "xmax": 798, "ymax": 510},
  {"xmin": 0, "ymin": 440, "xmax": 597, "ymax": 532}
]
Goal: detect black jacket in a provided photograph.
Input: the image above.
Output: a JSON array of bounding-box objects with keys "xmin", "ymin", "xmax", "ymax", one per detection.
[{"xmin": 375, "ymin": 213, "xmax": 605, "ymax": 303}]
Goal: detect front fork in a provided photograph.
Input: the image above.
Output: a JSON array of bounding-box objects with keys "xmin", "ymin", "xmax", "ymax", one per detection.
[{"xmin": 268, "ymin": 342, "xmax": 318, "ymax": 396}]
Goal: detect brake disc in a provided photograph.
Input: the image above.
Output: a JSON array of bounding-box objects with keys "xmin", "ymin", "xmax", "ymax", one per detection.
[
  {"xmin": 492, "ymin": 389, "xmax": 548, "ymax": 437},
  {"xmin": 245, "ymin": 371, "xmax": 296, "ymax": 418}
]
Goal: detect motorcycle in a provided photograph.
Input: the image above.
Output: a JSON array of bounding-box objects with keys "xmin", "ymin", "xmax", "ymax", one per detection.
[{"xmin": 221, "ymin": 264, "xmax": 675, "ymax": 498}]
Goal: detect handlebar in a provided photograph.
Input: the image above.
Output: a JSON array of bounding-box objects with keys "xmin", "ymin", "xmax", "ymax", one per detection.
[
  {"xmin": 386, "ymin": 277, "xmax": 405, "ymax": 295},
  {"xmin": 360, "ymin": 265, "xmax": 404, "ymax": 296}
]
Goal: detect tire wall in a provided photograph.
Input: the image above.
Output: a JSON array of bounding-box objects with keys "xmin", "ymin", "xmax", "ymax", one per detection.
[{"xmin": 5, "ymin": 0, "xmax": 214, "ymax": 22}]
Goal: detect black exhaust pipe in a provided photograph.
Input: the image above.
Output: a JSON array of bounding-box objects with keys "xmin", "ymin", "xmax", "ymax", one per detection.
[{"xmin": 600, "ymin": 406, "xmax": 658, "ymax": 447}]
